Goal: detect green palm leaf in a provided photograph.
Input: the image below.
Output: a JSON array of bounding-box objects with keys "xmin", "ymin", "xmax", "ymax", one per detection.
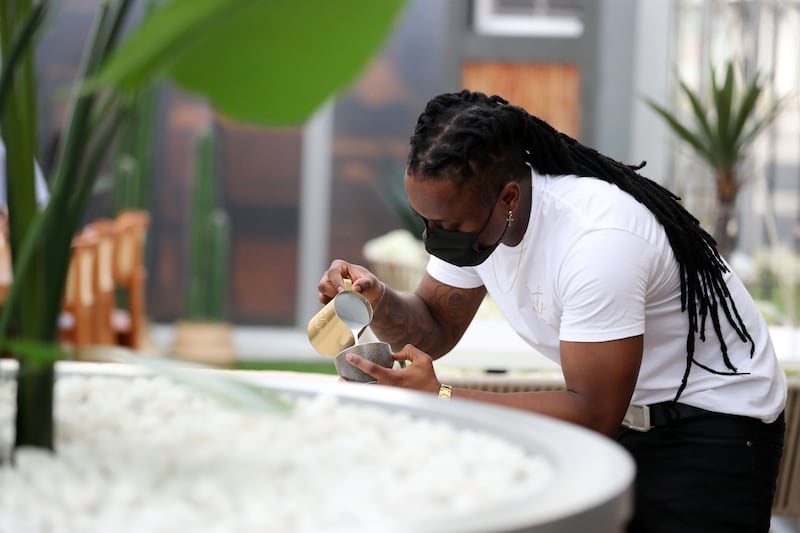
[
  {"xmin": 680, "ymin": 80, "xmax": 715, "ymax": 146},
  {"xmin": 5, "ymin": 338, "xmax": 65, "ymax": 367},
  {"xmin": 0, "ymin": 2, "xmax": 48, "ymax": 117},
  {"xmin": 729, "ymin": 74, "xmax": 763, "ymax": 142},
  {"xmin": 646, "ymin": 60, "xmax": 786, "ymax": 174},
  {"xmin": 644, "ymin": 97, "xmax": 714, "ymax": 161},
  {"xmin": 87, "ymin": 0, "xmax": 257, "ymax": 91},
  {"xmin": 712, "ymin": 62, "xmax": 735, "ymax": 157}
]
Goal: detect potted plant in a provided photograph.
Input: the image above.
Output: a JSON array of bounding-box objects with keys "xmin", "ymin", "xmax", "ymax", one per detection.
[
  {"xmin": 645, "ymin": 60, "xmax": 787, "ymax": 258},
  {"xmin": 171, "ymin": 125, "xmax": 236, "ymax": 366},
  {"xmin": 0, "ymin": 0, "xmax": 406, "ymax": 451}
]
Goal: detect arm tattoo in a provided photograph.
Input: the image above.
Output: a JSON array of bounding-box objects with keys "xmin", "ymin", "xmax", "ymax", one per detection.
[{"xmin": 370, "ymin": 284, "xmax": 484, "ymax": 357}]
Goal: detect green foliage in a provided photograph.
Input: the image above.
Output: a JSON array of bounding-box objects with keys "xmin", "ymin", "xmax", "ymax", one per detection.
[
  {"xmin": 645, "ymin": 61, "xmax": 787, "ymax": 174},
  {"xmin": 0, "ymin": 0, "xmax": 405, "ymax": 451},
  {"xmin": 186, "ymin": 127, "xmax": 230, "ymax": 322},
  {"xmin": 645, "ymin": 60, "xmax": 789, "ymax": 256},
  {"xmin": 1, "ymin": 0, "xmax": 63, "ymax": 450},
  {"xmin": 91, "ymin": 0, "xmax": 406, "ymax": 125},
  {"xmin": 0, "ymin": 2, "xmax": 47, "ymax": 118},
  {"xmin": 111, "ymin": 86, "xmax": 158, "ymax": 213},
  {"xmin": 236, "ymin": 360, "xmax": 337, "ymax": 375}
]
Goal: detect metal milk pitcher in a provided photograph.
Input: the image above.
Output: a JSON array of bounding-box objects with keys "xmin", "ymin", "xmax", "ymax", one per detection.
[{"xmin": 308, "ymin": 279, "xmax": 373, "ymax": 357}]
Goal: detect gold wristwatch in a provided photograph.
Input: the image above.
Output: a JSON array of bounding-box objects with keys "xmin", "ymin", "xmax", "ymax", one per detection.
[{"xmin": 438, "ymin": 383, "xmax": 453, "ymax": 400}]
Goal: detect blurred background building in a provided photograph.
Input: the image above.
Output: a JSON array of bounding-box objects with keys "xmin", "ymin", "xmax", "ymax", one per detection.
[{"xmin": 34, "ymin": 0, "xmax": 800, "ymax": 353}]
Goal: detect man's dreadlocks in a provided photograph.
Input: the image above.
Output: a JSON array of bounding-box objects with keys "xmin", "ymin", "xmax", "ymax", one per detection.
[{"xmin": 407, "ymin": 89, "xmax": 754, "ymax": 400}]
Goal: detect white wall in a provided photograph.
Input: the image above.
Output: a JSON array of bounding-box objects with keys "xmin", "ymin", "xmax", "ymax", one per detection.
[{"xmin": 629, "ymin": 0, "xmax": 674, "ymax": 185}]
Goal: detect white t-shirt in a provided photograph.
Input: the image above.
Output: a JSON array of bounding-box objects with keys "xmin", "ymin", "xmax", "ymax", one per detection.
[{"xmin": 428, "ymin": 170, "xmax": 787, "ymax": 423}]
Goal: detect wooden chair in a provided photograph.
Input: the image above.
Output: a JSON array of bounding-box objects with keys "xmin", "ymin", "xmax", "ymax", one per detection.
[
  {"xmin": 774, "ymin": 376, "xmax": 800, "ymax": 520},
  {"xmin": 111, "ymin": 209, "xmax": 150, "ymax": 349},
  {"xmin": 59, "ymin": 210, "xmax": 151, "ymax": 352},
  {"xmin": 59, "ymin": 228, "xmax": 100, "ymax": 349},
  {"xmin": 84, "ymin": 218, "xmax": 117, "ymax": 346}
]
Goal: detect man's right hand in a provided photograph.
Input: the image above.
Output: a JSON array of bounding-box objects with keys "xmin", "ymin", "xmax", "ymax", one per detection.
[{"xmin": 318, "ymin": 259, "xmax": 386, "ymax": 310}]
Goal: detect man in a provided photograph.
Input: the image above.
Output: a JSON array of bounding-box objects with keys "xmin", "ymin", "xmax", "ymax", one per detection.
[{"xmin": 319, "ymin": 90, "xmax": 787, "ymax": 532}]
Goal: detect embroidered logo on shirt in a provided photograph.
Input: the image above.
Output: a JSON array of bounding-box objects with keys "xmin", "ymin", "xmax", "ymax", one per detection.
[
  {"xmin": 531, "ymin": 286, "xmax": 545, "ymax": 316},
  {"xmin": 531, "ymin": 286, "xmax": 557, "ymax": 328}
]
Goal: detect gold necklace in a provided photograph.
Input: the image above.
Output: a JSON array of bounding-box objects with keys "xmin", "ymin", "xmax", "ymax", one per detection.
[
  {"xmin": 492, "ymin": 209, "xmax": 526, "ymax": 294},
  {"xmin": 492, "ymin": 175, "xmax": 534, "ymax": 294}
]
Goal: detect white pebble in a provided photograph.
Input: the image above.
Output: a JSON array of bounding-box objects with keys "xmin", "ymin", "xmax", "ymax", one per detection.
[{"xmin": 0, "ymin": 375, "xmax": 552, "ymax": 532}]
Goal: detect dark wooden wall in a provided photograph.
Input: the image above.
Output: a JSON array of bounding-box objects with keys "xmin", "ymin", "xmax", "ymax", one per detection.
[{"xmin": 462, "ymin": 62, "xmax": 581, "ymax": 137}]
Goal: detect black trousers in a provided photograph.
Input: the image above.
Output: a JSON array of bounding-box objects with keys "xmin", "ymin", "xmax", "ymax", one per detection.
[{"xmin": 616, "ymin": 410, "xmax": 785, "ymax": 533}]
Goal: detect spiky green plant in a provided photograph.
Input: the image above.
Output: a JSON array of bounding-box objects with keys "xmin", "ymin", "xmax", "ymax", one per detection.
[
  {"xmin": 645, "ymin": 61, "xmax": 787, "ymax": 257},
  {"xmin": 111, "ymin": 85, "xmax": 157, "ymax": 214},
  {"xmin": 1, "ymin": 0, "xmax": 135, "ymax": 450},
  {"xmin": 186, "ymin": 126, "xmax": 230, "ymax": 322}
]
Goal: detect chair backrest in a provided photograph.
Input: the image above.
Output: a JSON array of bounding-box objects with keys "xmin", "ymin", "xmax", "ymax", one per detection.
[
  {"xmin": 60, "ymin": 210, "xmax": 151, "ymax": 351},
  {"xmin": 113, "ymin": 209, "xmax": 150, "ymax": 288},
  {"xmin": 83, "ymin": 218, "xmax": 117, "ymax": 346},
  {"xmin": 112, "ymin": 209, "xmax": 150, "ymax": 349},
  {"xmin": 61, "ymin": 227, "xmax": 100, "ymax": 348}
]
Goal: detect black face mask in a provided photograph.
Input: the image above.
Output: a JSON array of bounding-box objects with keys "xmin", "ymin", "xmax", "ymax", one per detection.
[{"xmin": 421, "ymin": 203, "xmax": 509, "ymax": 267}]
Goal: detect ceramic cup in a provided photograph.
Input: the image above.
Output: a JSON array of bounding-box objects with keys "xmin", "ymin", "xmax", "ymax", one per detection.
[{"xmin": 335, "ymin": 341, "xmax": 394, "ymax": 383}]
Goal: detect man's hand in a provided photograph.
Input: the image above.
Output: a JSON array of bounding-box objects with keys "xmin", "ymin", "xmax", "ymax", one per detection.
[
  {"xmin": 318, "ymin": 259, "xmax": 385, "ymax": 310},
  {"xmin": 343, "ymin": 344, "xmax": 441, "ymax": 394}
]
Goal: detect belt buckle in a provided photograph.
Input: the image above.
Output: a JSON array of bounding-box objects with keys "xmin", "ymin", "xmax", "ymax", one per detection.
[{"xmin": 623, "ymin": 404, "xmax": 652, "ymax": 432}]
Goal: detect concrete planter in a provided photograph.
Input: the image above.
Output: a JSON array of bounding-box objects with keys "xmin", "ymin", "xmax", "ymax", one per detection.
[
  {"xmin": 0, "ymin": 360, "xmax": 635, "ymax": 532},
  {"xmin": 170, "ymin": 320, "xmax": 236, "ymax": 366}
]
